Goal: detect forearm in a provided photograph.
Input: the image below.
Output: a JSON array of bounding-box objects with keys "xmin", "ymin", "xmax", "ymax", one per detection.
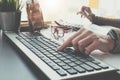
[{"xmin": 91, "ymin": 14, "xmax": 120, "ymax": 28}]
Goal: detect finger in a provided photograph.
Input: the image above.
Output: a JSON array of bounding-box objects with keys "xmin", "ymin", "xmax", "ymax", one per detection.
[
  {"xmin": 85, "ymin": 39, "xmax": 99, "ymax": 54},
  {"xmin": 82, "ymin": 6, "xmax": 91, "ymax": 16},
  {"xmin": 81, "ymin": 6, "xmax": 86, "ymax": 12},
  {"xmin": 57, "ymin": 28, "xmax": 85, "ymax": 51},
  {"xmin": 72, "ymin": 29, "xmax": 92, "ymax": 50},
  {"xmin": 80, "ymin": 12, "xmax": 86, "ymax": 18},
  {"xmin": 57, "ymin": 40, "xmax": 72, "ymax": 51},
  {"xmin": 80, "ymin": 12, "xmax": 84, "ymax": 18},
  {"xmin": 76, "ymin": 11, "xmax": 84, "ymax": 18},
  {"xmin": 78, "ymin": 35, "xmax": 94, "ymax": 52},
  {"xmin": 77, "ymin": 6, "xmax": 85, "ymax": 15},
  {"xmin": 81, "ymin": 15, "xmax": 83, "ymax": 18}
]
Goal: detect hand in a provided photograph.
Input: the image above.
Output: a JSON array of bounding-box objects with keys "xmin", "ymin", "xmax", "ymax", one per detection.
[
  {"xmin": 77, "ymin": 6, "xmax": 93, "ymax": 21},
  {"xmin": 57, "ymin": 28, "xmax": 115, "ymax": 54}
]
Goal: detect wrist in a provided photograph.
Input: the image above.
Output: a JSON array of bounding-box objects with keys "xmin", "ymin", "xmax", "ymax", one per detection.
[
  {"xmin": 90, "ymin": 13, "xmax": 95, "ymax": 22},
  {"xmin": 107, "ymin": 29, "xmax": 118, "ymax": 53},
  {"xmin": 107, "ymin": 35, "xmax": 116, "ymax": 51}
]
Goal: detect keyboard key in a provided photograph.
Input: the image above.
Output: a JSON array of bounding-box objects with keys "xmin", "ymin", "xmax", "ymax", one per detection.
[
  {"xmin": 87, "ymin": 57, "xmax": 95, "ymax": 61},
  {"xmin": 49, "ymin": 50, "xmax": 57, "ymax": 53},
  {"xmin": 85, "ymin": 62, "xmax": 101, "ymax": 70},
  {"xmin": 57, "ymin": 62, "xmax": 66, "ymax": 66},
  {"xmin": 74, "ymin": 66, "xmax": 86, "ymax": 73},
  {"xmin": 59, "ymin": 57, "xmax": 67, "ymax": 60},
  {"xmin": 66, "ymin": 68, "xmax": 77, "ymax": 75},
  {"xmin": 46, "ymin": 54, "xmax": 54, "ymax": 57},
  {"xmin": 68, "ymin": 63, "xmax": 77, "ymax": 67},
  {"xmin": 92, "ymin": 60, "xmax": 101, "ymax": 64},
  {"xmin": 66, "ymin": 55, "xmax": 73, "ymax": 59},
  {"xmin": 75, "ymin": 61, "xmax": 83, "ymax": 65},
  {"xmin": 52, "ymin": 52, "xmax": 59, "ymax": 55},
  {"xmin": 79, "ymin": 58, "xmax": 87, "ymax": 62},
  {"xmin": 80, "ymin": 64, "xmax": 94, "ymax": 72},
  {"xmin": 98, "ymin": 63, "xmax": 109, "ymax": 69},
  {"xmin": 63, "ymin": 59, "xmax": 72, "ymax": 63},
  {"xmin": 70, "ymin": 58, "xmax": 77, "ymax": 62},
  {"xmin": 62, "ymin": 65, "xmax": 71, "ymax": 70},
  {"xmin": 49, "ymin": 64, "xmax": 60, "ymax": 70},
  {"xmin": 53, "ymin": 59, "xmax": 61, "ymax": 63},
  {"xmin": 55, "ymin": 54, "xmax": 63, "ymax": 58},
  {"xmin": 37, "ymin": 54, "xmax": 45, "ymax": 58},
  {"xmin": 49, "ymin": 56, "xmax": 58, "ymax": 60},
  {"xmin": 56, "ymin": 69, "xmax": 67, "ymax": 76},
  {"xmin": 47, "ymin": 62, "xmax": 56, "ymax": 67},
  {"xmin": 63, "ymin": 48, "xmax": 74, "ymax": 54},
  {"xmin": 42, "ymin": 52, "xmax": 50, "ymax": 55},
  {"xmin": 42, "ymin": 58, "xmax": 51, "ymax": 63}
]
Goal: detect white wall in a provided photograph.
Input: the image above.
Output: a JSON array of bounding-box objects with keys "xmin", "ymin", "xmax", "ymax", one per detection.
[
  {"xmin": 21, "ymin": 0, "xmax": 120, "ymax": 21},
  {"xmin": 21, "ymin": 0, "xmax": 86, "ymax": 21},
  {"xmin": 98, "ymin": 0, "xmax": 120, "ymax": 18}
]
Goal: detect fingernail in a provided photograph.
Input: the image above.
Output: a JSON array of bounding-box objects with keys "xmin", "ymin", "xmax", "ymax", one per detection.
[
  {"xmin": 57, "ymin": 47, "xmax": 60, "ymax": 51},
  {"xmin": 57, "ymin": 46, "xmax": 62, "ymax": 51}
]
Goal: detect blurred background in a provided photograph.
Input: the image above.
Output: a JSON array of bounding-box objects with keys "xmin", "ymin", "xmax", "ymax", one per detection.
[{"xmin": 21, "ymin": 0, "xmax": 120, "ymax": 22}]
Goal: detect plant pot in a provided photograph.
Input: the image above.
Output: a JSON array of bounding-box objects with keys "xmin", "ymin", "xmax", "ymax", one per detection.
[{"xmin": 0, "ymin": 11, "xmax": 21, "ymax": 33}]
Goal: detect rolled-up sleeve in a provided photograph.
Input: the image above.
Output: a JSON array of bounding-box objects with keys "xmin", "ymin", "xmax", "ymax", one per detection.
[{"xmin": 91, "ymin": 14, "xmax": 120, "ymax": 28}]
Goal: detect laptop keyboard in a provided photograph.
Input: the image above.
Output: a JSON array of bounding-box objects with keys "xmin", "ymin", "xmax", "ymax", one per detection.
[{"xmin": 16, "ymin": 32, "xmax": 109, "ymax": 77}]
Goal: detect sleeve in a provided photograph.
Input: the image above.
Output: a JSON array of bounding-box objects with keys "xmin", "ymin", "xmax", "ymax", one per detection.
[
  {"xmin": 108, "ymin": 28, "xmax": 120, "ymax": 53},
  {"xmin": 91, "ymin": 14, "xmax": 120, "ymax": 28}
]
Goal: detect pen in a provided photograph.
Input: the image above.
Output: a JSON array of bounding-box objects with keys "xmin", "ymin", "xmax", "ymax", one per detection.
[
  {"xmin": 76, "ymin": 11, "xmax": 89, "ymax": 16},
  {"xmin": 76, "ymin": 11, "xmax": 81, "ymax": 15}
]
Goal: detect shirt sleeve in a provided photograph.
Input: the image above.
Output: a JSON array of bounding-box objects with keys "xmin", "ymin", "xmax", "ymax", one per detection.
[{"xmin": 91, "ymin": 14, "xmax": 120, "ymax": 28}]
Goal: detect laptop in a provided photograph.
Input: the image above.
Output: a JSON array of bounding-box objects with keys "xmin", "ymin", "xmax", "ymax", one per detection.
[{"xmin": 4, "ymin": 30, "xmax": 118, "ymax": 80}]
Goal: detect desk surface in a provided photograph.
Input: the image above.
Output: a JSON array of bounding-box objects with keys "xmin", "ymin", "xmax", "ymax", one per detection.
[
  {"xmin": 0, "ymin": 28, "xmax": 120, "ymax": 80},
  {"xmin": 0, "ymin": 30, "xmax": 41, "ymax": 80}
]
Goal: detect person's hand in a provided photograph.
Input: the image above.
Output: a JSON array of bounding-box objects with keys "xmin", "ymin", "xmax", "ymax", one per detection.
[
  {"xmin": 77, "ymin": 6, "xmax": 93, "ymax": 21},
  {"xmin": 57, "ymin": 28, "xmax": 115, "ymax": 54}
]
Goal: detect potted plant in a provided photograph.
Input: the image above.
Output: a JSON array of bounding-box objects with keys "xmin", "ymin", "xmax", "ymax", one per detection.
[{"xmin": 0, "ymin": 0, "xmax": 23, "ymax": 33}]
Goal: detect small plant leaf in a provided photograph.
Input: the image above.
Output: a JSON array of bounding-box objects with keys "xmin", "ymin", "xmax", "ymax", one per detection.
[{"xmin": 0, "ymin": 0, "xmax": 23, "ymax": 12}]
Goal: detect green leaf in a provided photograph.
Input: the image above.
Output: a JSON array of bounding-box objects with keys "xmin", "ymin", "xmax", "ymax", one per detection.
[{"xmin": 0, "ymin": 0, "xmax": 23, "ymax": 12}]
